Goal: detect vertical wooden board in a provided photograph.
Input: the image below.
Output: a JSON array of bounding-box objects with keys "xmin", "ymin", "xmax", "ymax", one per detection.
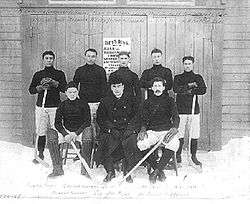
[
  {"xmin": 46, "ymin": 15, "xmax": 57, "ymax": 56},
  {"xmin": 184, "ymin": 19, "xmax": 194, "ymax": 56},
  {"xmin": 21, "ymin": 13, "xmax": 35, "ymax": 146},
  {"xmin": 175, "ymin": 17, "xmax": 185, "ymax": 75},
  {"xmin": 146, "ymin": 15, "xmax": 156, "ymax": 66},
  {"xmin": 165, "ymin": 17, "xmax": 177, "ymax": 75},
  {"xmin": 66, "ymin": 15, "xmax": 89, "ymax": 80},
  {"xmin": 139, "ymin": 16, "xmax": 148, "ymax": 76},
  {"xmin": 89, "ymin": 15, "xmax": 104, "ymax": 66},
  {"xmin": 210, "ymin": 22, "xmax": 223, "ymax": 150},
  {"xmin": 200, "ymin": 24, "xmax": 213, "ymax": 150},
  {"xmin": 30, "ymin": 15, "xmax": 41, "ymax": 73},
  {"xmin": 155, "ymin": 17, "xmax": 166, "ymax": 66},
  {"xmin": 128, "ymin": 16, "xmax": 145, "ymax": 76},
  {"xmin": 54, "ymin": 15, "xmax": 67, "ymax": 79}
]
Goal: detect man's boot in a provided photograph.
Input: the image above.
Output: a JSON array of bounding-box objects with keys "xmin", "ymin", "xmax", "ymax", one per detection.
[
  {"xmin": 176, "ymin": 138, "xmax": 184, "ymax": 164},
  {"xmin": 103, "ymin": 170, "xmax": 115, "ymax": 182},
  {"xmin": 150, "ymin": 149, "xmax": 174, "ymax": 184},
  {"xmin": 33, "ymin": 135, "xmax": 46, "ymax": 164},
  {"xmin": 47, "ymin": 129, "xmax": 64, "ymax": 178},
  {"xmin": 190, "ymin": 139, "xmax": 202, "ymax": 166}
]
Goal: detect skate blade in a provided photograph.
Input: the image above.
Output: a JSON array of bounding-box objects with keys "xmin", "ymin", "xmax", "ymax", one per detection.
[{"xmin": 33, "ymin": 155, "xmax": 50, "ymax": 168}]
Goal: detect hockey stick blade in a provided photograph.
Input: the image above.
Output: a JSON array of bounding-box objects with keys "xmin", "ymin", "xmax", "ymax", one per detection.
[
  {"xmin": 119, "ymin": 134, "xmax": 166, "ymax": 184},
  {"xmin": 71, "ymin": 141, "xmax": 96, "ymax": 181}
]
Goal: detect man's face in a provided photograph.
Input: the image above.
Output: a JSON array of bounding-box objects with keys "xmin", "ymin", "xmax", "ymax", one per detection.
[
  {"xmin": 118, "ymin": 55, "xmax": 130, "ymax": 67},
  {"xmin": 111, "ymin": 83, "xmax": 124, "ymax": 98},
  {"xmin": 43, "ymin": 54, "xmax": 54, "ymax": 67},
  {"xmin": 66, "ymin": 87, "xmax": 78, "ymax": 101},
  {"xmin": 151, "ymin": 52, "xmax": 162, "ymax": 65},
  {"xmin": 183, "ymin": 59, "xmax": 194, "ymax": 72},
  {"xmin": 152, "ymin": 81, "xmax": 165, "ymax": 96},
  {"xmin": 85, "ymin": 51, "xmax": 97, "ymax": 65}
]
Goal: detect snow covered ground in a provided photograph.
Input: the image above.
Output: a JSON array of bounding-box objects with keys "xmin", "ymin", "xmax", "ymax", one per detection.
[{"xmin": 0, "ymin": 137, "xmax": 250, "ymax": 200}]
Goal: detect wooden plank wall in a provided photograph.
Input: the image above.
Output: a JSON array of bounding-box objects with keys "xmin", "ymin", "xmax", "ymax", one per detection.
[
  {"xmin": 0, "ymin": 1, "xmax": 25, "ymax": 145},
  {"xmin": 222, "ymin": 0, "xmax": 250, "ymax": 145},
  {"xmin": 21, "ymin": 12, "xmax": 223, "ymax": 150}
]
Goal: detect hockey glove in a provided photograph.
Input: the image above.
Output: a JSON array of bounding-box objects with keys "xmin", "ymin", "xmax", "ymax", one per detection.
[
  {"xmin": 188, "ymin": 82, "xmax": 198, "ymax": 88},
  {"xmin": 137, "ymin": 127, "xmax": 148, "ymax": 141},
  {"xmin": 49, "ymin": 79, "xmax": 59, "ymax": 88},
  {"xmin": 163, "ymin": 127, "xmax": 178, "ymax": 144},
  {"xmin": 65, "ymin": 132, "xmax": 77, "ymax": 143}
]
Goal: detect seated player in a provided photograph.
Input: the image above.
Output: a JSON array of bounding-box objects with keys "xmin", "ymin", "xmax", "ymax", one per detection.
[
  {"xmin": 96, "ymin": 75, "xmax": 140, "ymax": 183},
  {"xmin": 137, "ymin": 77, "xmax": 180, "ymax": 184},
  {"xmin": 47, "ymin": 81, "xmax": 91, "ymax": 178}
]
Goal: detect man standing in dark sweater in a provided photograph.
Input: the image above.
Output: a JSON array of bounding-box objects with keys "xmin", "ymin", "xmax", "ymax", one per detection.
[
  {"xmin": 173, "ymin": 56, "xmax": 206, "ymax": 167},
  {"xmin": 47, "ymin": 81, "xmax": 91, "ymax": 178},
  {"xmin": 140, "ymin": 48, "xmax": 173, "ymax": 99},
  {"xmin": 73, "ymin": 48, "xmax": 107, "ymax": 162},
  {"xmin": 137, "ymin": 77, "xmax": 180, "ymax": 184},
  {"xmin": 109, "ymin": 51, "xmax": 141, "ymax": 102},
  {"xmin": 96, "ymin": 75, "xmax": 140, "ymax": 183},
  {"xmin": 29, "ymin": 50, "xmax": 67, "ymax": 163}
]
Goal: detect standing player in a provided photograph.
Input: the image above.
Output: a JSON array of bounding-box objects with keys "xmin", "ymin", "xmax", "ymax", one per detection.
[
  {"xmin": 173, "ymin": 56, "xmax": 206, "ymax": 167},
  {"xmin": 140, "ymin": 48, "xmax": 173, "ymax": 99},
  {"xmin": 109, "ymin": 51, "xmax": 141, "ymax": 102},
  {"xmin": 28, "ymin": 50, "xmax": 67, "ymax": 163},
  {"xmin": 73, "ymin": 48, "xmax": 107, "ymax": 164}
]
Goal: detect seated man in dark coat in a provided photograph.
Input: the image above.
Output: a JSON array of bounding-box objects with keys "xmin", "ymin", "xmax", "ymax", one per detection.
[
  {"xmin": 96, "ymin": 75, "xmax": 140, "ymax": 183},
  {"xmin": 137, "ymin": 77, "xmax": 180, "ymax": 184}
]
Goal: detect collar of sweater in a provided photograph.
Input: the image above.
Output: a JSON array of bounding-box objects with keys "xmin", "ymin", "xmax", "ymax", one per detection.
[
  {"xmin": 44, "ymin": 66, "xmax": 55, "ymax": 72},
  {"xmin": 119, "ymin": 66, "xmax": 129, "ymax": 70},
  {"xmin": 152, "ymin": 64, "xmax": 163, "ymax": 69},
  {"xmin": 183, "ymin": 70, "xmax": 195, "ymax": 76}
]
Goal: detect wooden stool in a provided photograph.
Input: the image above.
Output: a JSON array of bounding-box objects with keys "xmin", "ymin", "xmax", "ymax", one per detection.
[{"xmin": 60, "ymin": 142, "xmax": 80, "ymax": 165}]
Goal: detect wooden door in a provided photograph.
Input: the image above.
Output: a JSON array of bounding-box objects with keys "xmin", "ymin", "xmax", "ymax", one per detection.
[{"xmin": 22, "ymin": 12, "xmax": 222, "ymax": 150}]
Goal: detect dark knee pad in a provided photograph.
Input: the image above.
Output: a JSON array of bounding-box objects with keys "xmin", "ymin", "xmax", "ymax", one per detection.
[
  {"xmin": 47, "ymin": 129, "xmax": 62, "ymax": 167},
  {"xmin": 47, "ymin": 128, "xmax": 58, "ymax": 143},
  {"xmin": 157, "ymin": 149, "xmax": 174, "ymax": 171}
]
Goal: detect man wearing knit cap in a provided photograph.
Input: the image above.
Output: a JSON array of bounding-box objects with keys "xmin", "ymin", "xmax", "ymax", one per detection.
[
  {"xmin": 47, "ymin": 81, "xmax": 91, "ymax": 178},
  {"xmin": 96, "ymin": 74, "xmax": 140, "ymax": 183},
  {"xmin": 140, "ymin": 48, "xmax": 173, "ymax": 99}
]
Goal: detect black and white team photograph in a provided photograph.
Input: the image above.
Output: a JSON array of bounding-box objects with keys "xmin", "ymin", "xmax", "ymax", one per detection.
[{"xmin": 0, "ymin": 0, "xmax": 249, "ymax": 201}]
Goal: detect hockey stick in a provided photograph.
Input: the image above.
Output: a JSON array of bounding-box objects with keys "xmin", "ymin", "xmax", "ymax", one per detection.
[
  {"xmin": 33, "ymin": 89, "xmax": 50, "ymax": 168},
  {"xmin": 90, "ymin": 117, "xmax": 97, "ymax": 168},
  {"xmin": 71, "ymin": 141, "xmax": 96, "ymax": 180},
  {"xmin": 187, "ymin": 95, "xmax": 202, "ymax": 173},
  {"xmin": 119, "ymin": 132, "xmax": 168, "ymax": 184}
]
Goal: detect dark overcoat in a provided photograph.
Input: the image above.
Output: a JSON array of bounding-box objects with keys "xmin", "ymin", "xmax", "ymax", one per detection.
[{"xmin": 95, "ymin": 92, "xmax": 140, "ymax": 165}]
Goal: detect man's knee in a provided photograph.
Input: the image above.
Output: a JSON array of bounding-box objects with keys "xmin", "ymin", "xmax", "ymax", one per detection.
[{"xmin": 47, "ymin": 128, "xmax": 58, "ymax": 142}]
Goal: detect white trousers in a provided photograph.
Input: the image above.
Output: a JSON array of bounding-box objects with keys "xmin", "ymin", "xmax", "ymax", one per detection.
[
  {"xmin": 35, "ymin": 106, "xmax": 57, "ymax": 136},
  {"xmin": 137, "ymin": 130, "xmax": 180, "ymax": 152},
  {"xmin": 175, "ymin": 114, "xmax": 200, "ymax": 139}
]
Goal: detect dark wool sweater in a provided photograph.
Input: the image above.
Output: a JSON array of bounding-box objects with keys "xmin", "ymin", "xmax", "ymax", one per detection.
[
  {"xmin": 55, "ymin": 98, "xmax": 91, "ymax": 136},
  {"xmin": 73, "ymin": 63, "xmax": 107, "ymax": 103},
  {"xmin": 140, "ymin": 64, "xmax": 173, "ymax": 98},
  {"xmin": 173, "ymin": 71, "xmax": 207, "ymax": 114},
  {"xmin": 141, "ymin": 94, "xmax": 180, "ymax": 131},
  {"xmin": 28, "ymin": 66, "xmax": 67, "ymax": 107},
  {"xmin": 109, "ymin": 66, "xmax": 141, "ymax": 101}
]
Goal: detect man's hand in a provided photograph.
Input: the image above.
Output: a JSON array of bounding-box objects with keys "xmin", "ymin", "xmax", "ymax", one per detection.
[
  {"xmin": 163, "ymin": 127, "xmax": 178, "ymax": 144},
  {"xmin": 137, "ymin": 130, "xmax": 148, "ymax": 141},
  {"xmin": 49, "ymin": 79, "xmax": 59, "ymax": 88},
  {"xmin": 64, "ymin": 132, "xmax": 77, "ymax": 143},
  {"xmin": 188, "ymin": 82, "xmax": 197, "ymax": 88},
  {"xmin": 41, "ymin": 77, "xmax": 52, "ymax": 85}
]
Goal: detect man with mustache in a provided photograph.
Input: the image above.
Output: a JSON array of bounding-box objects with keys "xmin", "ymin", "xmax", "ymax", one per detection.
[{"xmin": 137, "ymin": 77, "xmax": 180, "ymax": 184}]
